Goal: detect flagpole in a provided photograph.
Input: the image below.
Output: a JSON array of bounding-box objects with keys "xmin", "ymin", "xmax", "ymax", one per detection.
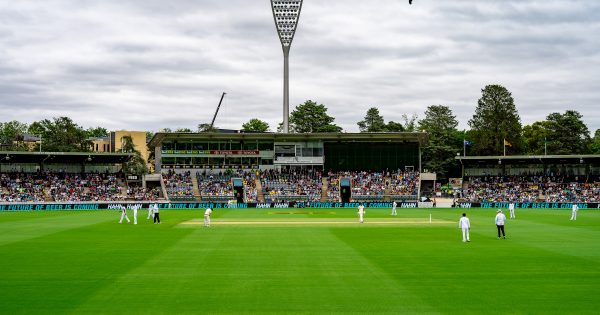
[
  {"xmin": 463, "ymin": 137, "xmax": 466, "ymax": 157},
  {"xmin": 503, "ymin": 138, "xmax": 506, "ymax": 157},
  {"xmin": 544, "ymin": 137, "xmax": 547, "ymax": 156}
]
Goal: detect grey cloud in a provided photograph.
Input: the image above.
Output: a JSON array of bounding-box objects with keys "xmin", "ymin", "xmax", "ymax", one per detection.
[{"xmin": 0, "ymin": 0, "xmax": 597, "ymax": 134}]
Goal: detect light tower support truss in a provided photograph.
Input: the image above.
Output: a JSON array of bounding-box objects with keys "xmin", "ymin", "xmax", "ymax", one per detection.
[{"xmin": 271, "ymin": 0, "xmax": 304, "ymax": 133}]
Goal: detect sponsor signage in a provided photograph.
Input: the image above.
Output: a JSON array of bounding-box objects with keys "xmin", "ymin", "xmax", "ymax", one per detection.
[
  {"xmin": 0, "ymin": 201, "xmax": 419, "ymax": 211},
  {"xmin": 456, "ymin": 202, "xmax": 600, "ymax": 209},
  {"xmin": 162, "ymin": 150, "xmax": 259, "ymax": 155}
]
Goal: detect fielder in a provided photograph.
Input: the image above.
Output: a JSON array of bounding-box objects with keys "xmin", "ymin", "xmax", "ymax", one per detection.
[
  {"xmin": 204, "ymin": 208, "xmax": 212, "ymax": 227},
  {"xmin": 570, "ymin": 204, "xmax": 578, "ymax": 220},
  {"xmin": 131, "ymin": 204, "xmax": 139, "ymax": 225},
  {"xmin": 147, "ymin": 204, "xmax": 155, "ymax": 220},
  {"xmin": 358, "ymin": 203, "xmax": 365, "ymax": 223},
  {"xmin": 118, "ymin": 205, "xmax": 130, "ymax": 224},
  {"xmin": 509, "ymin": 202, "xmax": 515, "ymax": 219},
  {"xmin": 458, "ymin": 213, "xmax": 470, "ymax": 242},
  {"xmin": 495, "ymin": 209, "xmax": 507, "ymax": 239},
  {"xmin": 391, "ymin": 201, "xmax": 397, "ymax": 216}
]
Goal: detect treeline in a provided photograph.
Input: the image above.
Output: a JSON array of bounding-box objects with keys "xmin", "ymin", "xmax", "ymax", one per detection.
[
  {"xmin": 0, "ymin": 117, "xmax": 108, "ymax": 152},
  {"xmin": 236, "ymin": 84, "xmax": 600, "ymax": 178},
  {"xmin": 2, "ymin": 84, "xmax": 599, "ymax": 179}
]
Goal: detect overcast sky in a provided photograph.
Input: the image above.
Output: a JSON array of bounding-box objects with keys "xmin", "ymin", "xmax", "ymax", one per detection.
[{"xmin": 1, "ymin": 0, "xmax": 598, "ymax": 133}]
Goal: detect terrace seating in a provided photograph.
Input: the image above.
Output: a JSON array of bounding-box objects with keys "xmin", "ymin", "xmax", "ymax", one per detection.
[
  {"xmin": 464, "ymin": 175, "xmax": 600, "ymax": 203},
  {"xmin": 260, "ymin": 169, "xmax": 322, "ymax": 203}
]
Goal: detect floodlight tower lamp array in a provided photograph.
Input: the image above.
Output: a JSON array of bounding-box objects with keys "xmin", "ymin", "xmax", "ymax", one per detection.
[{"xmin": 271, "ymin": 0, "xmax": 303, "ymax": 133}]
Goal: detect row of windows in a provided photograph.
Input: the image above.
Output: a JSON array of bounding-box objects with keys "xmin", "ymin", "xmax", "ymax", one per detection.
[
  {"xmin": 162, "ymin": 141, "xmax": 274, "ymax": 151},
  {"xmin": 162, "ymin": 157, "xmax": 274, "ymax": 166}
]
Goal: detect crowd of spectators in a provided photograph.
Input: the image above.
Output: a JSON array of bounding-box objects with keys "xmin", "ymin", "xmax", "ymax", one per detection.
[
  {"xmin": 261, "ymin": 169, "xmax": 323, "ymax": 202},
  {"xmin": 162, "ymin": 170, "xmax": 194, "ymax": 200},
  {"xmin": 49, "ymin": 173, "xmax": 125, "ymax": 202},
  {"xmin": 1, "ymin": 173, "xmax": 47, "ymax": 202},
  {"xmin": 196, "ymin": 173, "xmax": 235, "ymax": 200},
  {"xmin": 463, "ymin": 175, "xmax": 600, "ymax": 203},
  {"xmin": 326, "ymin": 170, "xmax": 420, "ymax": 201},
  {"xmin": 1, "ymin": 171, "xmax": 126, "ymax": 202},
  {"xmin": 127, "ymin": 185, "xmax": 161, "ymax": 201},
  {"xmin": 389, "ymin": 171, "xmax": 420, "ymax": 196}
]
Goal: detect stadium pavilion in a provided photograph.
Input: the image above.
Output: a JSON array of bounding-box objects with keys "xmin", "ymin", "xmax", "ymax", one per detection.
[
  {"xmin": 148, "ymin": 132, "xmax": 428, "ymax": 173},
  {"xmin": 457, "ymin": 155, "xmax": 600, "ymax": 178}
]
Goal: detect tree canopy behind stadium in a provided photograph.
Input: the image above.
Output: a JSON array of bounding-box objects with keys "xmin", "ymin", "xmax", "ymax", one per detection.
[{"xmin": 148, "ymin": 132, "xmax": 427, "ymax": 172}]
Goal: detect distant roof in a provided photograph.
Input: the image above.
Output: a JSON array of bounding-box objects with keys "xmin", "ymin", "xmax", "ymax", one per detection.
[
  {"xmin": 456, "ymin": 155, "xmax": 600, "ymax": 165},
  {"xmin": 148, "ymin": 132, "xmax": 428, "ymax": 147},
  {"xmin": 0, "ymin": 152, "xmax": 133, "ymax": 164}
]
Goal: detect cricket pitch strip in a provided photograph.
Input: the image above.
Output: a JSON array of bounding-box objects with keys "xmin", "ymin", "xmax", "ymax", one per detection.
[{"xmin": 179, "ymin": 218, "xmax": 454, "ymax": 226}]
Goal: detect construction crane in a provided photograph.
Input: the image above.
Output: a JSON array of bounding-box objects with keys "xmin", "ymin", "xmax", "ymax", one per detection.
[{"xmin": 209, "ymin": 92, "xmax": 226, "ymax": 131}]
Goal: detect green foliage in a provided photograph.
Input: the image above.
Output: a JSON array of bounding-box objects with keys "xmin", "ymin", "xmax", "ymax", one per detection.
[
  {"xmin": 289, "ymin": 100, "xmax": 342, "ymax": 133},
  {"xmin": 545, "ymin": 110, "xmax": 591, "ymax": 154},
  {"xmin": 27, "ymin": 117, "xmax": 91, "ymax": 152},
  {"xmin": 0, "ymin": 120, "xmax": 29, "ymax": 151},
  {"xmin": 592, "ymin": 129, "xmax": 600, "ymax": 154},
  {"xmin": 400, "ymin": 113, "xmax": 418, "ymax": 132},
  {"xmin": 384, "ymin": 121, "xmax": 405, "ymax": 132},
  {"xmin": 357, "ymin": 107, "xmax": 386, "ymax": 132},
  {"xmin": 197, "ymin": 123, "xmax": 215, "ymax": 132},
  {"xmin": 242, "ymin": 118, "xmax": 270, "ymax": 132},
  {"xmin": 119, "ymin": 135, "xmax": 148, "ymax": 175},
  {"xmin": 522, "ymin": 121, "xmax": 551, "ymax": 154},
  {"xmin": 146, "ymin": 131, "xmax": 155, "ymax": 142},
  {"xmin": 469, "ymin": 84, "xmax": 522, "ymax": 155},
  {"xmin": 418, "ymin": 105, "xmax": 461, "ymax": 178},
  {"xmin": 175, "ymin": 128, "xmax": 193, "ymax": 133},
  {"xmin": 85, "ymin": 127, "xmax": 109, "ymax": 138}
]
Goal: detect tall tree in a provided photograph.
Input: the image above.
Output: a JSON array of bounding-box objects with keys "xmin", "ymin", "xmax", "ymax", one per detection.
[
  {"xmin": 119, "ymin": 135, "xmax": 149, "ymax": 175},
  {"xmin": 401, "ymin": 113, "xmax": 418, "ymax": 132},
  {"xmin": 242, "ymin": 119, "xmax": 270, "ymax": 132},
  {"xmin": 289, "ymin": 100, "xmax": 342, "ymax": 133},
  {"xmin": 591, "ymin": 129, "xmax": 600, "ymax": 154},
  {"xmin": 197, "ymin": 123, "xmax": 215, "ymax": 132},
  {"xmin": 384, "ymin": 121, "xmax": 404, "ymax": 132},
  {"xmin": 27, "ymin": 117, "xmax": 91, "ymax": 152},
  {"xmin": 357, "ymin": 107, "xmax": 386, "ymax": 132},
  {"xmin": 522, "ymin": 121, "xmax": 551, "ymax": 155},
  {"xmin": 545, "ymin": 110, "xmax": 591, "ymax": 154},
  {"xmin": 469, "ymin": 85, "xmax": 522, "ymax": 155},
  {"xmin": 0, "ymin": 120, "xmax": 29, "ymax": 151},
  {"xmin": 85, "ymin": 127, "xmax": 109, "ymax": 138},
  {"xmin": 418, "ymin": 105, "xmax": 461, "ymax": 178}
]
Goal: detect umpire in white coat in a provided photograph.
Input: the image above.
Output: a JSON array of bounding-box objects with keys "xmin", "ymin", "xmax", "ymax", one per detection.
[{"xmin": 495, "ymin": 210, "xmax": 507, "ymax": 239}]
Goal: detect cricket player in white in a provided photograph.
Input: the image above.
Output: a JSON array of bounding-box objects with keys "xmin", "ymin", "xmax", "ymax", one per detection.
[
  {"xmin": 204, "ymin": 208, "xmax": 212, "ymax": 227},
  {"xmin": 495, "ymin": 209, "xmax": 507, "ymax": 239},
  {"xmin": 358, "ymin": 204, "xmax": 365, "ymax": 223},
  {"xmin": 458, "ymin": 213, "xmax": 470, "ymax": 242},
  {"xmin": 147, "ymin": 204, "xmax": 155, "ymax": 220},
  {"xmin": 118, "ymin": 205, "xmax": 130, "ymax": 224},
  {"xmin": 570, "ymin": 204, "xmax": 578, "ymax": 220},
  {"xmin": 131, "ymin": 204, "xmax": 139, "ymax": 225},
  {"xmin": 391, "ymin": 201, "xmax": 397, "ymax": 216},
  {"xmin": 509, "ymin": 202, "xmax": 515, "ymax": 219}
]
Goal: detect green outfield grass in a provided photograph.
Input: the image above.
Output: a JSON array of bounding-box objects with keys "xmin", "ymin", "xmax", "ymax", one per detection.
[{"xmin": 1, "ymin": 207, "xmax": 599, "ymax": 314}]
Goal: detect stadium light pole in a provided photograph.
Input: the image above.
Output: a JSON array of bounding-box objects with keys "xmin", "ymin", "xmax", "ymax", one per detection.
[{"xmin": 271, "ymin": 0, "xmax": 303, "ymax": 133}]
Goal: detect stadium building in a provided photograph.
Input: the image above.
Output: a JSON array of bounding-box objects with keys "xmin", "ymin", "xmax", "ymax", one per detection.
[{"xmin": 148, "ymin": 132, "xmax": 427, "ymax": 172}]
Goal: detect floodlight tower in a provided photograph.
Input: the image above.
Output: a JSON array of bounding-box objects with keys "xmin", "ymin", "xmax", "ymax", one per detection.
[{"xmin": 271, "ymin": 0, "xmax": 303, "ymax": 133}]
